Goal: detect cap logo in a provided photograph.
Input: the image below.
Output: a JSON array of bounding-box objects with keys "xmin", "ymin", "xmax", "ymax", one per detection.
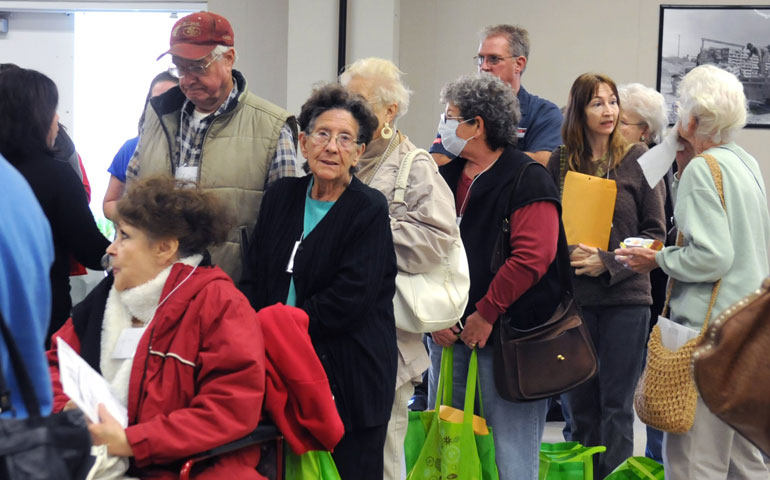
[{"xmin": 173, "ymin": 21, "xmax": 202, "ymax": 39}]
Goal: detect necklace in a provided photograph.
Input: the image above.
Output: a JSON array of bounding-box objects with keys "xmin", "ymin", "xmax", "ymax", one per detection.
[{"xmin": 362, "ymin": 132, "xmax": 400, "ymax": 185}]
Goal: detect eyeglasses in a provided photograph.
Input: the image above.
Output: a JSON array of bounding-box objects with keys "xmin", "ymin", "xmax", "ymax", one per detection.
[
  {"xmin": 441, "ymin": 113, "xmax": 464, "ymax": 122},
  {"xmin": 168, "ymin": 53, "xmax": 221, "ymax": 78},
  {"xmin": 620, "ymin": 120, "xmax": 646, "ymax": 127},
  {"xmin": 473, "ymin": 54, "xmax": 514, "ymax": 67},
  {"xmin": 308, "ymin": 130, "xmax": 359, "ymax": 151}
]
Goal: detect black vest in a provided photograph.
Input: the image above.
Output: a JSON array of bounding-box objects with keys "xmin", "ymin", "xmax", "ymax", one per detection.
[{"xmin": 440, "ymin": 146, "xmax": 563, "ymax": 334}]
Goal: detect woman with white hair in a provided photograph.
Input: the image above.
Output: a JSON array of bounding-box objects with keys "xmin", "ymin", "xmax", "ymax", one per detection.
[
  {"xmin": 340, "ymin": 57, "xmax": 460, "ymax": 480},
  {"xmin": 617, "ymin": 64, "xmax": 770, "ymax": 478},
  {"xmin": 617, "ymin": 83, "xmax": 668, "ymax": 146}
]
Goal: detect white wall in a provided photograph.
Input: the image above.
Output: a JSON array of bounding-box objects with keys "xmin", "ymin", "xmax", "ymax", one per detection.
[
  {"xmin": 398, "ymin": 0, "xmax": 770, "ymax": 189},
  {"xmin": 0, "ymin": 12, "xmax": 75, "ymax": 129}
]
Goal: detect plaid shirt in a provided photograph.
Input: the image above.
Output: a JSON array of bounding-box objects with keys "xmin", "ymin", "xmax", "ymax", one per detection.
[{"xmin": 176, "ymin": 84, "xmax": 240, "ymax": 171}]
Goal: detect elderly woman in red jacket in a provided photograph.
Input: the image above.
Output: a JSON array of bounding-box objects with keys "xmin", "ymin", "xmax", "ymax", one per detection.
[{"xmin": 47, "ymin": 176, "xmax": 266, "ymax": 480}]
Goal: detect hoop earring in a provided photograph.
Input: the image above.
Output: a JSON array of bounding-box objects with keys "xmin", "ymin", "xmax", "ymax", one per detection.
[{"xmin": 381, "ymin": 122, "xmax": 393, "ymax": 140}]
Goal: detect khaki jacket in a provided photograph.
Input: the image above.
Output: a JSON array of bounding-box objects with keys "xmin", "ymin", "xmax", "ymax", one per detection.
[{"xmin": 360, "ymin": 134, "xmax": 460, "ymax": 387}]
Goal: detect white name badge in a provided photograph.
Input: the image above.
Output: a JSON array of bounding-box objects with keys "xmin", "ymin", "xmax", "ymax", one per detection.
[
  {"xmin": 111, "ymin": 327, "xmax": 147, "ymax": 360},
  {"xmin": 516, "ymin": 127, "xmax": 527, "ymax": 139},
  {"xmin": 175, "ymin": 166, "xmax": 198, "ymax": 181}
]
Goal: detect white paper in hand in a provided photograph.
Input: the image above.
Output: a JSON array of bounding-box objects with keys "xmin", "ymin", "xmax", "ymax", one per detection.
[
  {"xmin": 637, "ymin": 125, "xmax": 682, "ymax": 189},
  {"xmin": 56, "ymin": 337, "xmax": 128, "ymax": 427}
]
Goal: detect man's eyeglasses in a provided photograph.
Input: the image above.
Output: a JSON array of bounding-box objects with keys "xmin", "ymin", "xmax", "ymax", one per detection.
[
  {"xmin": 473, "ymin": 54, "xmax": 514, "ymax": 67},
  {"xmin": 168, "ymin": 53, "xmax": 221, "ymax": 78},
  {"xmin": 308, "ymin": 130, "xmax": 359, "ymax": 151}
]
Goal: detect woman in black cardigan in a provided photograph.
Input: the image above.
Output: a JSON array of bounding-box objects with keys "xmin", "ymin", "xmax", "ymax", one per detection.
[
  {"xmin": 0, "ymin": 67, "xmax": 109, "ymax": 343},
  {"xmin": 241, "ymin": 84, "xmax": 398, "ymax": 479}
]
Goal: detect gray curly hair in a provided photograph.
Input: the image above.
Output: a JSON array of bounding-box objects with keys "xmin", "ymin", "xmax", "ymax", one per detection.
[{"xmin": 440, "ymin": 73, "xmax": 520, "ymax": 150}]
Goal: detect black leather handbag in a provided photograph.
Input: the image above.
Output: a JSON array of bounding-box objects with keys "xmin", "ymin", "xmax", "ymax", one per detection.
[
  {"xmin": 0, "ymin": 312, "xmax": 94, "ymax": 479},
  {"xmin": 491, "ymin": 163, "xmax": 598, "ymax": 402}
]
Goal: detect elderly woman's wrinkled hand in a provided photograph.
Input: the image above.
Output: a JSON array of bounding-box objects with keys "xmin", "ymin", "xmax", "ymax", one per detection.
[
  {"xmin": 88, "ymin": 404, "xmax": 133, "ymax": 457},
  {"xmin": 614, "ymin": 246, "xmax": 659, "ymax": 274},
  {"xmin": 431, "ymin": 327, "xmax": 461, "ymax": 348},
  {"xmin": 570, "ymin": 244, "xmax": 607, "ymax": 277},
  {"xmin": 459, "ymin": 312, "xmax": 493, "ymax": 349}
]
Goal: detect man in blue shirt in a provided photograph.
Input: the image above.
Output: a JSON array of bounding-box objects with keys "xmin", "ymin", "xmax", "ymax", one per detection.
[
  {"xmin": 431, "ymin": 24, "xmax": 562, "ymax": 166},
  {"xmin": 0, "ymin": 154, "xmax": 55, "ymax": 419}
]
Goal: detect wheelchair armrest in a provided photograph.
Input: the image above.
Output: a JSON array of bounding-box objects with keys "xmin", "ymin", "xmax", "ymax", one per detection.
[{"xmin": 179, "ymin": 421, "xmax": 282, "ymax": 480}]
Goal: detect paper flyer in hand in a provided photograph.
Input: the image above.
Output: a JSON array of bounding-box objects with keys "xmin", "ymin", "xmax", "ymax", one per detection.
[
  {"xmin": 56, "ymin": 337, "xmax": 128, "ymax": 427},
  {"xmin": 637, "ymin": 124, "xmax": 681, "ymax": 189}
]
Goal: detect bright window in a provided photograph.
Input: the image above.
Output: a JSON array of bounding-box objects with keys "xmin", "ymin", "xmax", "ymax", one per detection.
[{"xmin": 73, "ymin": 11, "xmax": 183, "ymax": 225}]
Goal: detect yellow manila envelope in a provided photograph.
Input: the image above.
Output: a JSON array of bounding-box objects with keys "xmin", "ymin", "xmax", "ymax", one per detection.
[{"xmin": 561, "ymin": 170, "xmax": 617, "ymax": 250}]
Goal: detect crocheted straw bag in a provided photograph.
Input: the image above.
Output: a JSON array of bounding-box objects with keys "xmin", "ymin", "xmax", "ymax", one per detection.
[{"xmin": 634, "ymin": 154, "xmax": 724, "ymax": 434}]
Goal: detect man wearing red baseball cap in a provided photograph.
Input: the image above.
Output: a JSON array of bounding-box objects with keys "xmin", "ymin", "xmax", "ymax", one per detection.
[{"xmin": 126, "ymin": 11, "xmax": 298, "ymax": 283}]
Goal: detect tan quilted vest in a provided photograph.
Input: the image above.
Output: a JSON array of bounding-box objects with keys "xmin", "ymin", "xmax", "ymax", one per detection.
[{"xmin": 127, "ymin": 73, "xmax": 297, "ymax": 282}]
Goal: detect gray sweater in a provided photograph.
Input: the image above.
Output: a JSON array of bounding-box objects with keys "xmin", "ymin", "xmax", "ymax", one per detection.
[{"xmin": 547, "ymin": 143, "xmax": 666, "ymax": 307}]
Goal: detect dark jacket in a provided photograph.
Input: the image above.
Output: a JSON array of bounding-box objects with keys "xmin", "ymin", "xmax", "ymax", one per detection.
[
  {"xmin": 241, "ymin": 174, "xmax": 398, "ymax": 430},
  {"xmin": 12, "ymin": 153, "xmax": 109, "ymax": 340},
  {"xmin": 440, "ymin": 146, "xmax": 562, "ymax": 333}
]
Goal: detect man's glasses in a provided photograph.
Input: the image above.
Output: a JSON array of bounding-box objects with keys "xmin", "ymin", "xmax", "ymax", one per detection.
[
  {"xmin": 168, "ymin": 53, "xmax": 221, "ymax": 78},
  {"xmin": 308, "ymin": 130, "xmax": 359, "ymax": 151},
  {"xmin": 473, "ymin": 54, "xmax": 514, "ymax": 67}
]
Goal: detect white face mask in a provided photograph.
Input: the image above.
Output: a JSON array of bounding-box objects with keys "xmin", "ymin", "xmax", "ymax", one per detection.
[{"xmin": 438, "ymin": 113, "xmax": 475, "ymax": 158}]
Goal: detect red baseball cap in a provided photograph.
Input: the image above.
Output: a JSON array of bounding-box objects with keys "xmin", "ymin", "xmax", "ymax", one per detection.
[{"xmin": 157, "ymin": 11, "xmax": 234, "ymax": 60}]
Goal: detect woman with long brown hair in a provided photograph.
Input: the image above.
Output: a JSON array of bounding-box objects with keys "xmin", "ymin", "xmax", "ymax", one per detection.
[{"xmin": 546, "ymin": 73, "xmax": 665, "ymax": 478}]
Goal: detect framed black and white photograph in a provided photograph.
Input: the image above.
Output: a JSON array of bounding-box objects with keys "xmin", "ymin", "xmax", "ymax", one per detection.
[{"xmin": 657, "ymin": 5, "xmax": 770, "ymax": 127}]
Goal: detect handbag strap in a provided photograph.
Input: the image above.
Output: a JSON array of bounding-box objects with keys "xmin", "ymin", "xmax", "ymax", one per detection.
[
  {"xmin": 660, "ymin": 153, "xmax": 726, "ymax": 333},
  {"xmin": 558, "ymin": 145, "xmax": 568, "ymax": 199},
  {"xmin": 0, "ymin": 310, "xmax": 43, "ymax": 419},
  {"xmin": 393, "ymin": 147, "xmax": 427, "ymax": 205}
]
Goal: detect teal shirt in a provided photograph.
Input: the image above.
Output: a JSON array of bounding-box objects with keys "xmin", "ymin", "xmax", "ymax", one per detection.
[
  {"xmin": 656, "ymin": 143, "xmax": 770, "ymax": 329},
  {"xmin": 286, "ymin": 181, "xmax": 335, "ymax": 306}
]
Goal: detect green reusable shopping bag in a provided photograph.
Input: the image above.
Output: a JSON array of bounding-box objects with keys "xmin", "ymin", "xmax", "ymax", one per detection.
[
  {"xmin": 604, "ymin": 457, "xmax": 664, "ymax": 480},
  {"xmin": 406, "ymin": 347, "xmax": 499, "ymax": 480},
  {"xmin": 284, "ymin": 449, "xmax": 342, "ymax": 480},
  {"xmin": 404, "ymin": 409, "xmax": 433, "ymax": 473},
  {"xmin": 538, "ymin": 441, "xmax": 606, "ymax": 480}
]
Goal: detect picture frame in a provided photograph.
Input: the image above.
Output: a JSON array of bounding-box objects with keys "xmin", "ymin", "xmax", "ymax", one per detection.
[{"xmin": 657, "ymin": 5, "xmax": 770, "ymax": 128}]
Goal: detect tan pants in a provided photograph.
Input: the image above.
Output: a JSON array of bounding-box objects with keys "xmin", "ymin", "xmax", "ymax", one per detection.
[
  {"xmin": 383, "ymin": 381, "xmax": 415, "ymax": 480},
  {"xmin": 663, "ymin": 396, "xmax": 769, "ymax": 479}
]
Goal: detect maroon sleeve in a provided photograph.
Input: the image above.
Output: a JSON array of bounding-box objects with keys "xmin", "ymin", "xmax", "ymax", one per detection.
[{"xmin": 475, "ymin": 201, "xmax": 560, "ymax": 323}]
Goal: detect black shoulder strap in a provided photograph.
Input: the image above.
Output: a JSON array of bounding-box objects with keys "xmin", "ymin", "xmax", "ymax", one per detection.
[
  {"xmin": 0, "ymin": 310, "xmax": 42, "ymax": 418},
  {"xmin": 502, "ymin": 160, "xmax": 574, "ymax": 298}
]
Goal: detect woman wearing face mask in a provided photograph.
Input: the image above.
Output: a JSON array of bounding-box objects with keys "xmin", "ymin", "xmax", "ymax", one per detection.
[
  {"xmin": 545, "ymin": 73, "xmax": 666, "ymax": 478},
  {"xmin": 339, "ymin": 57, "xmax": 460, "ymax": 480},
  {"xmin": 430, "ymin": 73, "xmax": 562, "ymax": 480},
  {"xmin": 0, "ymin": 67, "xmax": 110, "ymax": 344}
]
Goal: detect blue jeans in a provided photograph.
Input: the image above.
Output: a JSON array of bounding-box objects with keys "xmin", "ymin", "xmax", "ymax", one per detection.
[
  {"xmin": 562, "ymin": 305, "xmax": 650, "ymax": 479},
  {"xmin": 427, "ymin": 337, "xmax": 548, "ymax": 480}
]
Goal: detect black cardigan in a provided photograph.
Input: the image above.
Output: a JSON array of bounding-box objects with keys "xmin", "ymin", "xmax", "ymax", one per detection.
[
  {"xmin": 241, "ymin": 174, "xmax": 398, "ymax": 430},
  {"xmin": 12, "ymin": 153, "xmax": 110, "ymax": 340}
]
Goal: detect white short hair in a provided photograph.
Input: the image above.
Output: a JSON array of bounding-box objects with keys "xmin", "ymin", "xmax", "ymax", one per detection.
[
  {"xmin": 677, "ymin": 64, "xmax": 746, "ymax": 144},
  {"xmin": 339, "ymin": 57, "xmax": 411, "ymax": 119},
  {"xmin": 618, "ymin": 83, "xmax": 668, "ymax": 144},
  {"xmin": 212, "ymin": 45, "xmax": 237, "ymax": 61}
]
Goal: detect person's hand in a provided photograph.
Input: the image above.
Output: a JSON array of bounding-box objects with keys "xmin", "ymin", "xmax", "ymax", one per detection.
[
  {"xmin": 614, "ymin": 247, "xmax": 659, "ymax": 274},
  {"xmin": 88, "ymin": 404, "xmax": 133, "ymax": 457},
  {"xmin": 570, "ymin": 244, "xmax": 607, "ymax": 277},
  {"xmin": 431, "ymin": 326, "xmax": 460, "ymax": 347},
  {"xmin": 675, "ymin": 126, "xmax": 696, "ymax": 174},
  {"xmin": 459, "ymin": 312, "xmax": 493, "ymax": 349}
]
